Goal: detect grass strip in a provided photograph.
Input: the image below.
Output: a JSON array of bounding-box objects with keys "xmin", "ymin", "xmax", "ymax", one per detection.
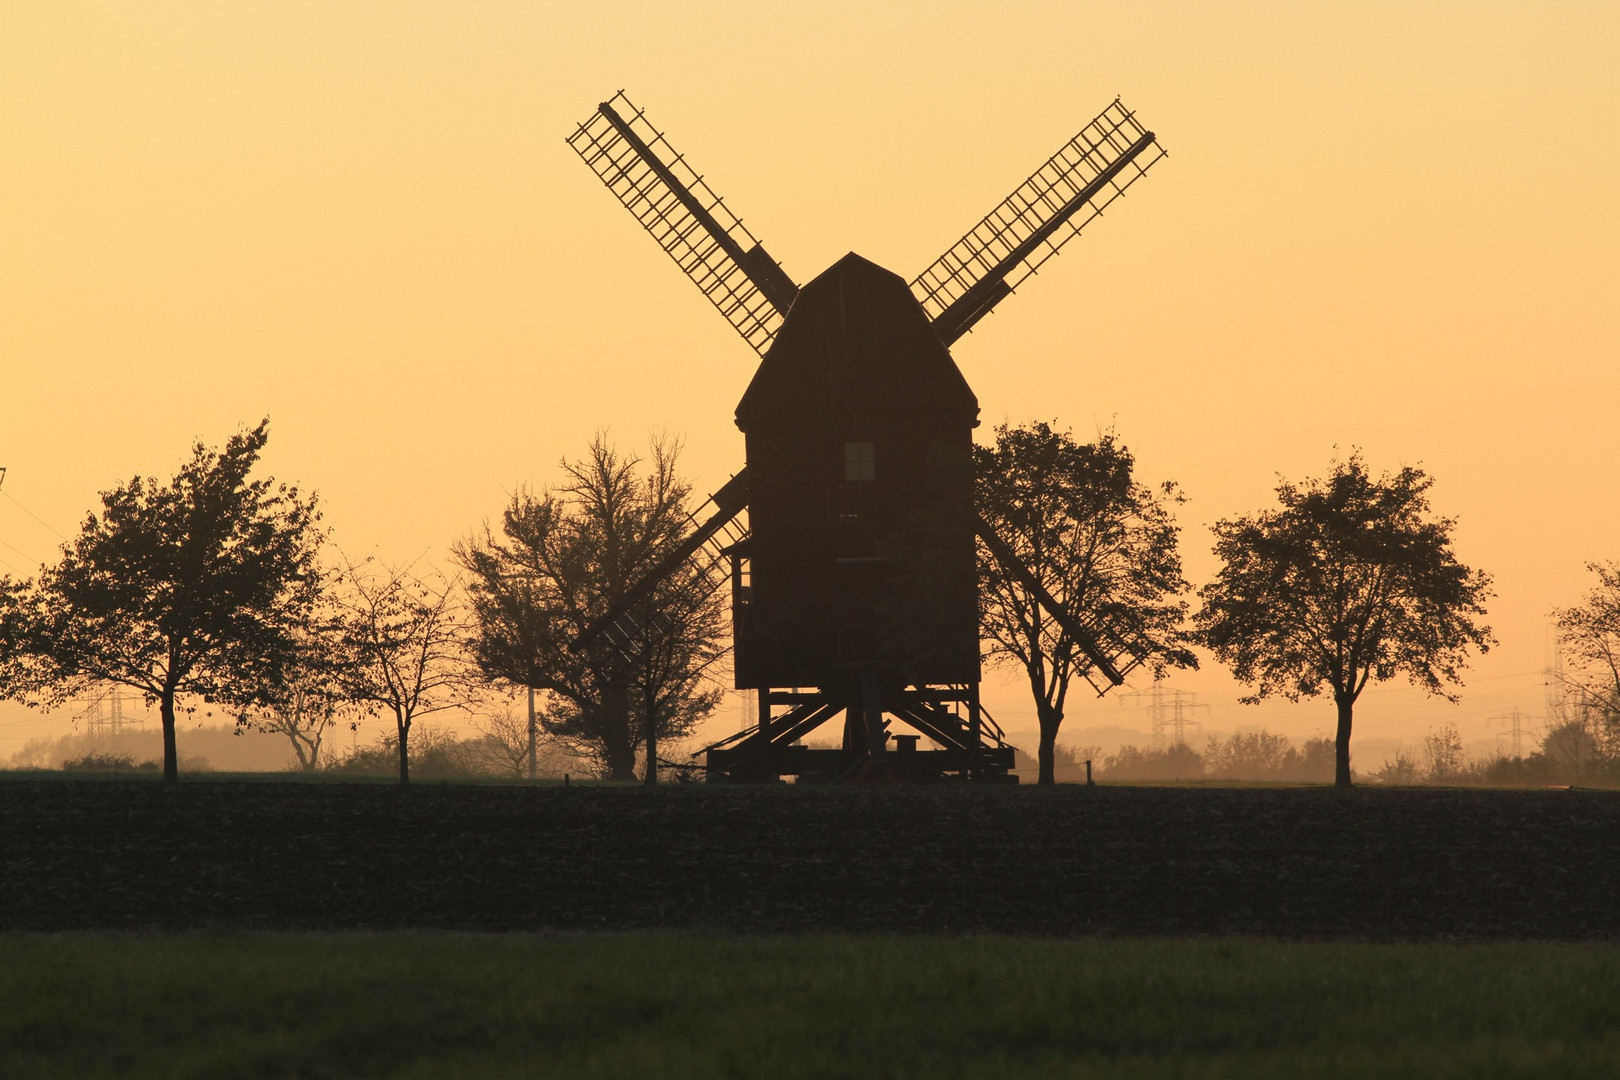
[{"xmin": 3, "ymin": 933, "xmax": 1619, "ymax": 1078}]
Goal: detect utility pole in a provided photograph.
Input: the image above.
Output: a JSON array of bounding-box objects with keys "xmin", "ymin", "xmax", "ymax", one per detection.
[
  {"xmin": 1544, "ymin": 630, "xmax": 1570, "ymax": 730},
  {"xmin": 1488, "ymin": 705, "xmax": 1537, "ymax": 759},
  {"xmin": 1119, "ymin": 684, "xmax": 1209, "ymax": 748},
  {"xmin": 527, "ymin": 686, "xmax": 537, "ymax": 780}
]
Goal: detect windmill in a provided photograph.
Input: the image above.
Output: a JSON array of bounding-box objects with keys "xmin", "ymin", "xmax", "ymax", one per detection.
[{"xmin": 567, "ymin": 92, "xmax": 1166, "ymax": 782}]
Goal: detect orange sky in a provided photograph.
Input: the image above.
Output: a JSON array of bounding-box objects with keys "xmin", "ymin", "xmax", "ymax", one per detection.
[{"xmin": 3, "ymin": 2, "xmax": 1618, "ymax": 761}]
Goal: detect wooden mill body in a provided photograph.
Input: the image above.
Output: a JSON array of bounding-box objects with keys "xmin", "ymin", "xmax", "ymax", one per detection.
[{"xmin": 732, "ymin": 254, "xmax": 981, "ymax": 700}]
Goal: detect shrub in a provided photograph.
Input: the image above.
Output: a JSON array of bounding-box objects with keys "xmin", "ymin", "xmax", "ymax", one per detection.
[
  {"xmin": 60, "ymin": 752, "xmax": 158, "ymax": 773},
  {"xmin": 1102, "ymin": 742, "xmax": 1205, "ymax": 781}
]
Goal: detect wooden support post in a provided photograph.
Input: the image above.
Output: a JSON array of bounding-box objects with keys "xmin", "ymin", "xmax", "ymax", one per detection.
[
  {"xmin": 968, "ymin": 683, "xmax": 983, "ymax": 782},
  {"xmin": 860, "ymin": 673, "xmax": 886, "ymax": 759}
]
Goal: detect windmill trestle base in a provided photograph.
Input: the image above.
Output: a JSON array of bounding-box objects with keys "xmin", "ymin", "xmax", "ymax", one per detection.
[
  {"xmin": 700, "ymin": 684, "xmax": 1017, "ymax": 784},
  {"xmin": 705, "ymin": 743, "xmax": 1016, "ymax": 784}
]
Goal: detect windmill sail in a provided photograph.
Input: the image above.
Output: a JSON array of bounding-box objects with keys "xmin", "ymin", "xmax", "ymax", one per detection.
[
  {"xmin": 572, "ymin": 470, "xmax": 750, "ymax": 661},
  {"xmin": 913, "ymin": 99, "xmax": 1165, "ymax": 346},
  {"xmin": 567, "ymin": 93, "xmax": 798, "ymax": 356},
  {"xmin": 975, "ymin": 515, "xmax": 1148, "ymax": 694}
]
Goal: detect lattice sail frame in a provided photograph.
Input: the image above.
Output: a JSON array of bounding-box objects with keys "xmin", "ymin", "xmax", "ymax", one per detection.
[
  {"xmin": 912, "ymin": 99, "xmax": 1165, "ymax": 343},
  {"xmin": 580, "ymin": 472, "xmax": 751, "ymax": 665},
  {"xmin": 566, "ymin": 92, "xmax": 796, "ymax": 356},
  {"xmin": 1075, "ymin": 619, "xmax": 1151, "ymax": 696}
]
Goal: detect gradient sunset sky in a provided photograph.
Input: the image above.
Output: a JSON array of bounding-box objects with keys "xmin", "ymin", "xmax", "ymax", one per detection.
[{"xmin": 3, "ymin": 2, "xmax": 1617, "ymax": 759}]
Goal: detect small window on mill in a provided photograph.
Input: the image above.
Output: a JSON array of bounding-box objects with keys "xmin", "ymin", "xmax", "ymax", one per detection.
[{"xmin": 844, "ymin": 442, "xmax": 875, "ymax": 482}]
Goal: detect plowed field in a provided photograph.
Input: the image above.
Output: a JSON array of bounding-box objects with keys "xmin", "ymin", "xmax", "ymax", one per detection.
[{"xmin": 3, "ymin": 780, "xmax": 1616, "ymax": 940}]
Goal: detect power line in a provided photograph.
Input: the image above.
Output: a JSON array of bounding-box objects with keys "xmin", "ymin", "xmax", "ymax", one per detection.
[
  {"xmin": 0, "ymin": 535, "xmax": 39, "ymax": 564},
  {"xmin": 1486, "ymin": 705, "xmax": 1537, "ymax": 759},
  {"xmin": 1, "ymin": 489, "xmax": 70, "ymax": 542}
]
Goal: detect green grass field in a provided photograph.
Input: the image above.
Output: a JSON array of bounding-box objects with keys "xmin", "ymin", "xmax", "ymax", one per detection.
[{"xmin": 4, "ymin": 933, "xmax": 1618, "ymax": 1078}]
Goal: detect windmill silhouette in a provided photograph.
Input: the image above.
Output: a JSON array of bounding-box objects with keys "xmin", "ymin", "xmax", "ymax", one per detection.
[{"xmin": 567, "ymin": 92, "xmax": 1166, "ymax": 782}]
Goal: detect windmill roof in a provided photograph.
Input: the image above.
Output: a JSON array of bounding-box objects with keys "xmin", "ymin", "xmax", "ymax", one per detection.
[{"xmin": 735, "ymin": 252, "xmax": 978, "ymax": 428}]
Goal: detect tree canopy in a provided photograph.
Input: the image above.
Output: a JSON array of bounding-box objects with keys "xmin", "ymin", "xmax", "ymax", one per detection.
[
  {"xmin": 975, "ymin": 422, "xmax": 1195, "ymax": 785},
  {"xmin": 1194, "ymin": 453, "xmax": 1493, "ymax": 787},
  {"xmin": 456, "ymin": 436, "xmax": 725, "ymax": 781},
  {"xmin": 0, "ymin": 420, "xmax": 323, "ymax": 781}
]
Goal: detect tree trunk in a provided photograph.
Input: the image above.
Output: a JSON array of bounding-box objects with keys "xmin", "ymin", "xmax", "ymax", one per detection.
[
  {"xmin": 1036, "ymin": 704, "xmax": 1061, "ymax": 787},
  {"xmin": 603, "ymin": 683, "xmax": 636, "ymax": 781},
  {"xmin": 643, "ymin": 691, "xmax": 659, "ymax": 786},
  {"xmin": 527, "ymin": 686, "xmax": 537, "ymax": 781},
  {"xmin": 644, "ymin": 721, "xmax": 658, "ymax": 786},
  {"xmin": 1334, "ymin": 694, "xmax": 1354, "ymax": 788},
  {"xmin": 159, "ymin": 688, "xmax": 179, "ymax": 784},
  {"xmin": 397, "ymin": 720, "xmax": 411, "ymax": 786}
]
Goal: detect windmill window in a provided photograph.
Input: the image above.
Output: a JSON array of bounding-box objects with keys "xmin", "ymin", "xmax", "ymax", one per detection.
[{"xmin": 844, "ymin": 442, "xmax": 875, "ymax": 482}]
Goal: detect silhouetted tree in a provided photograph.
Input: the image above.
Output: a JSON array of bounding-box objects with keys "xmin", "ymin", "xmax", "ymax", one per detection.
[
  {"xmin": 1422, "ymin": 720, "xmax": 1466, "ymax": 782},
  {"xmin": 1195, "ymin": 453, "xmax": 1494, "ymax": 788},
  {"xmin": 457, "ymin": 436, "xmax": 724, "ymax": 781},
  {"xmin": 468, "ymin": 700, "xmax": 540, "ymax": 778},
  {"xmin": 1203, "ymin": 730, "xmax": 1293, "ymax": 778},
  {"xmin": 1553, "ymin": 561, "xmax": 1620, "ymax": 741},
  {"xmin": 0, "ymin": 421, "xmax": 322, "ymax": 781},
  {"xmin": 1537, "ymin": 718, "xmax": 1610, "ymax": 781},
  {"xmin": 975, "ymin": 423, "xmax": 1196, "ymax": 785},
  {"xmin": 1102, "ymin": 741, "xmax": 1204, "ymax": 781},
  {"xmin": 232, "ymin": 594, "xmax": 356, "ymax": 771},
  {"xmin": 1202, "ymin": 730, "xmax": 1335, "ymax": 782},
  {"xmin": 335, "ymin": 556, "xmax": 469, "ymax": 784}
]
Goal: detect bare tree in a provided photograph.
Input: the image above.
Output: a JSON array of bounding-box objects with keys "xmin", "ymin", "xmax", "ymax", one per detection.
[
  {"xmin": 233, "ymin": 593, "xmax": 357, "ymax": 771},
  {"xmin": 1422, "ymin": 721, "xmax": 1466, "ymax": 782},
  {"xmin": 238, "ymin": 666, "xmax": 352, "ymax": 771},
  {"xmin": 336, "ymin": 556, "xmax": 468, "ymax": 784}
]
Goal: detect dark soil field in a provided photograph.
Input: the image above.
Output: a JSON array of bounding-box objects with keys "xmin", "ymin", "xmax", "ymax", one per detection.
[{"xmin": 3, "ymin": 779, "xmax": 1617, "ymax": 940}]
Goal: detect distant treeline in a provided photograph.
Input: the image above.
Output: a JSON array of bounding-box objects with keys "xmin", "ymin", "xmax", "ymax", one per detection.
[
  {"xmin": 1016, "ymin": 731, "xmax": 1335, "ymax": 783},
  {"xmin": 1016, "ymin": 711, "xmax": 1620, "ymax": 788},
  {"xmin": 8, "ymin": 725, "xmax": 589, "ymax": 781}
]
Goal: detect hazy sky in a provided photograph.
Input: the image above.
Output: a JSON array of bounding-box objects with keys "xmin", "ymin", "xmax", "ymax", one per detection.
[{"xmin": 3, "ymin": 2, "xmax": 1617, "ymax": 760}]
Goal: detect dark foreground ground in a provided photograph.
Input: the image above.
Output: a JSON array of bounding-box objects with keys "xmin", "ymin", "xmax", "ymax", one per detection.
[{"xmin": 2, "ymin": 779, "xmax": 1616, "ymax": 940}]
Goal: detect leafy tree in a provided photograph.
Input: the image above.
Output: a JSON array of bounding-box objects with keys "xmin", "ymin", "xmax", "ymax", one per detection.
[
  {"xmin": 1203, "ymin": 729, "xmax": 1293, "ymax": 778},
  {"xmin": 1552, "ymin": 561, "xmax": 1620, "ymax": 740},
  {"xmin": 1537, "ymin": 719, "xmax": 1609, "ymax": 782},
  {"xmin": 335, "ymin": 556, "xmax": 469, "ymax": 784},
  {"xmin": 975, "ymin": 422, "xmax": 1196, "ymax": 785},
  {"xmin": 457, "ymin": 436, "xmax": 724, "ymax": 782},
  {"xmin": 0, "ymin": 421, "xmax": 322, "ymax": 782},
  {"xmin": 1194, "ymin": 453, "xmax": 1494, "ymax": 788},
  {"xmin": 1101, "ymin": 740, "xmax": 1205, "ymax": 781}
]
